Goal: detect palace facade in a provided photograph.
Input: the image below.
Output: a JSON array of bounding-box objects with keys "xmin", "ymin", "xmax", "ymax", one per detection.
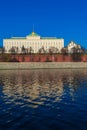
[{"xmin": 3, "ymin": 32, "xmax": 64, "ymax": 53}]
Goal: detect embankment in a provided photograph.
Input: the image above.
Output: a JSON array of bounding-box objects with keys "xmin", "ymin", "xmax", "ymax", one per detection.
[{"xmin": 0, "ymin": 62, "xmax": 87, "ymax": 69}]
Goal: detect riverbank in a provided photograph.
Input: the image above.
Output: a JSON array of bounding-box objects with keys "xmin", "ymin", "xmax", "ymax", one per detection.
[{"xmin": 0, "ymin": 62, "xmax": 87, "ymax": 69}]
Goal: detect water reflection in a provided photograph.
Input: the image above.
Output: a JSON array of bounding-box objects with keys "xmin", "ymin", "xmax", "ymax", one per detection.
[{"xmin": 0, "ymin": 69, "xmax": 87, "ymax": 108}]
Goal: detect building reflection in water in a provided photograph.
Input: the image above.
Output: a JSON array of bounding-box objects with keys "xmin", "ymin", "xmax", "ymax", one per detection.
[{"xmin": 0, "ymin": 69, "xmax": 87, "ymax": 108}]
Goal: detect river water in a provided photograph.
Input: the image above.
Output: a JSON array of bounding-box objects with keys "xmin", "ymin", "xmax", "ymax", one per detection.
[{"xmin": 0, "ymin": 69, "xmax": 87, "ymax": 130}]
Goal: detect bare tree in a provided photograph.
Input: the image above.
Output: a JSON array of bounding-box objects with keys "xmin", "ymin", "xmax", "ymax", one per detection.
[
  {"xmin": 38, "ymin": 46, "xmax": 46, "ymax": 54},
  {"xmin": 61, "ymin": 47, "xmax": 67, "ymax": 55},
  {"xmin": 9, "ymin": 47, "xmax": 15, "ymax": 54},
  {"xmin": 48, "ymin": 47, "xmax": 58, "ymax": 54},
  {"xmin": 21, "ymin": 45, "xmax": 26, "ymax": 54},
  {"xmin": 2, "ymin": 47, "xmax": 5, "ymax": 54},
  {"xmin": 29, "ymin": 47, "xmax": 34, "ymax": 54}
]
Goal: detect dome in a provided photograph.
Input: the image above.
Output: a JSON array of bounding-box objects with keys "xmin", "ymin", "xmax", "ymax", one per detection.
[
  {"xmin": 26, "ymin": 31, "xmax": 40, "ymax": 39},
  {"xmin": 29, "ymin": 31, "xmax": 39, "ymax": 36}
]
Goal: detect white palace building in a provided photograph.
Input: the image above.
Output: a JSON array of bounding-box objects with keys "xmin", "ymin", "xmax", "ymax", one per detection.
[{"xmin": 3, "ymin": 31, "xmax": 64, "ymax": 53}]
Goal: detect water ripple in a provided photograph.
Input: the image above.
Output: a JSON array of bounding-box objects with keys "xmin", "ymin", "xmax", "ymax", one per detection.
[{"xmin": 0, "ymin": 69, "xmax": 87, "ymax": 130}]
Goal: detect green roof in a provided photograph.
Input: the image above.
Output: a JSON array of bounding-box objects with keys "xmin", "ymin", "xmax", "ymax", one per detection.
[
  {"xmin": 29, "ymin": 32, "xmax": 39, "ymax": 36},
  {"xmin": 11, "ymin": 37, "xmax": 26, "ymax": 39},
  {"xmin": 41, "ymin": 37, "xmax": 63, "ymax": 40}
]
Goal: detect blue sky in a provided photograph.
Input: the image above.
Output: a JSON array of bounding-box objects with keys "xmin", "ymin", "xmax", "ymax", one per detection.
[{"xmin": 0, "ymin": 0, "xmax": 87, "ymax": 48}]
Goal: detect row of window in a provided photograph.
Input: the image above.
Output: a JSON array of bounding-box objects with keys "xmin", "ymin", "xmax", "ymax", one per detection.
[
  {"xmin": 5, "ymin": 44, "xmax": 63, "ymax": 48},
  {"xmin": 4, "ymin": 41, "xmax": 63, "ymax": 45}
]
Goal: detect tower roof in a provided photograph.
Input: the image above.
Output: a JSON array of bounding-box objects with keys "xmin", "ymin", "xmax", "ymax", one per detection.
[{"xmin": 29, "ymin": 31, "xmax": 39, "ymax": 36}]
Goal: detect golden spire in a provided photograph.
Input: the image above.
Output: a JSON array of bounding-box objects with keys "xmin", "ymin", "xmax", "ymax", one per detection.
[
  {"xmin": 32, "ymin": 24, "xmax": 35, "ymax": 35},
  {"xmin": 33, "ymin": 24, "xmax": 34, "ymax": 32}
]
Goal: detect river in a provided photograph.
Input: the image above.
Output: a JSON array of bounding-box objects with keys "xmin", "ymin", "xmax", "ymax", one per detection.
[{"xmin": 0, "ymin": 69, "xmax": 87, "ymax": 130}]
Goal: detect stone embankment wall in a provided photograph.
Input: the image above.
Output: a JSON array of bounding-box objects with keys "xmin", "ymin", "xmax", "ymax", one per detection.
[{"xmin": 0, "ymin": 62, "xmax": 87, "ymax": 69}]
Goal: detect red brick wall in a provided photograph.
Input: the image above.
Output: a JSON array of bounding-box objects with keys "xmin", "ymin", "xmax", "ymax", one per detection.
[{"xmin": 0, "ymin": 54, "xmax": 87, "ymax": 62}]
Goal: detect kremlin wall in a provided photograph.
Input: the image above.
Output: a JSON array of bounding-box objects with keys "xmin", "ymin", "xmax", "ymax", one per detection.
[{"xmin": 0, "ymin": 54, "xmax": 87, "ymax": 62}]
